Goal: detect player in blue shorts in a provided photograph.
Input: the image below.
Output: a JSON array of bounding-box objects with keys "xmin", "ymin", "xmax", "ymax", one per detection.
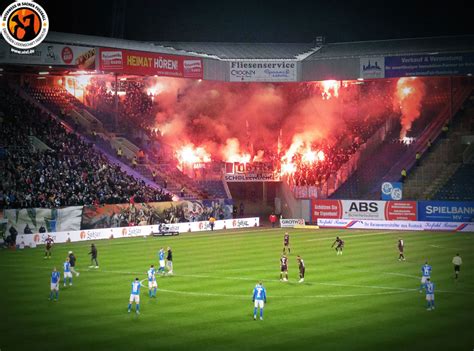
[
  {"xmin": 147, "ymin": 265, "xmax": 157, "ymax": 298},
  {"xmin": 49, "ymin": 267, "xmax": 60, "ymax": 301},
  {"xmin": 158, "ymin": 248, "xmax": 166, "ymax": 275},
  {"xmin": 128, "ymin": 278, "xmax": 141, "ymax": 314},
  {"xmin": 420, "ymin": 261, "xmax": 432, "ymax": 292},
  {"xmin": 252, "ymin": 281, "xmax": 267, "ymax": 320},
  {"xmin": 63, "ymin": 257, "xmax": 73, "ymax": 287},
  {"xmin": 423, "ymin": 278, "xmax": 435, "ymax": 311}
]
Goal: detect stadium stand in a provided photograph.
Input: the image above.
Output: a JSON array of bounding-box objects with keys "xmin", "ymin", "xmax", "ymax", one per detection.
[{"xmin": 0, "ymin": 87, "xmax": 172, "ymax": 209}]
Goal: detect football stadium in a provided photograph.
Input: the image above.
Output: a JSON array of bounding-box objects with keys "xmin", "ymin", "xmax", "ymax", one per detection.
[{"xmin": 0, "ymin": 2, "xmax": 473, "ymax": 351}]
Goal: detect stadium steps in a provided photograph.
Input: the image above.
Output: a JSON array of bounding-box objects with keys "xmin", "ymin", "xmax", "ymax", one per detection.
[{"xmin": 434, "ymin": 164, "xmax": 474, "ymax": 200}]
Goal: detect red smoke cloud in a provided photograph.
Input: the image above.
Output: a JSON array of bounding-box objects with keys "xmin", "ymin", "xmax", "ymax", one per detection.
[
  {"xmin": 148, "ymin": 78, "xmax": 399, "ymax": 164},
  {"xmin": 394, "ymin": 77, "xmax": 426, "ymax": 139}
]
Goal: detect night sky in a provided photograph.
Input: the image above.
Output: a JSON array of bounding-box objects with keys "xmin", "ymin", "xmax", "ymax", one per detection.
[{"xmin": 35, "ymin": 0, "xmax": 473, "ymax": 43}]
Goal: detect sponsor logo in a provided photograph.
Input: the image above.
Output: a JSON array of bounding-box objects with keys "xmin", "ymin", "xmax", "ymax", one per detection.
[
  {"xmin": 101, "ymin": 50, "xmax": 123, "ymax": 69},
  {"xmin": 1, "ymin": 1, "xmax": 49, "ymax": 54},
  {"xmin": 80, "ymin": 231, "xmax": 86, "ymax": 239},
  {"xmin": 347, "ymin": 201, "xmax": 378, "ymax": 213},
  {"xmin": 61, "ymin": 46, "xmax": 73, "ymax": 64},
  {"xmin": 34, "ymin": 234, "xmax": 40, "ymax": 242},
  {"xmin": 121, "ymin": 228, "xmax": 127, "ymax": 236},
  {"xmin": 86, "ymin": 231, "xmax": 101, "ymax": 240},
  {"xmin": 183, "ymin": 59, "xmax": 202, "ymax": 76},
  {"xmin": 381, "ymin": 182, "xmax": 393, "ymax": 195}
]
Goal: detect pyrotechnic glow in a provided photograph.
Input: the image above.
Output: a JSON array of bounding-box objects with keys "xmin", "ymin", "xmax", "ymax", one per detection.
[
  {"xmin": 302, "ymin": 149, "xmax": 316, "ymax": 163},
  {"xmin": 176, "ymin": 144, "xmax": 211, "ymax": 164},
  {"xmin": 317, "ymin": 150, "xmax": 325, "ymax": 161},
  {"xmin": 395, "ymin": 77, "xmax": 426, "ymax": 139},
  {"xmin": 146, "ymin": 83, "xmax": 165, "ymax": 96},
  {"xmin": 320, "ymin": 80, "xmax": 341, "ymax": 99}
]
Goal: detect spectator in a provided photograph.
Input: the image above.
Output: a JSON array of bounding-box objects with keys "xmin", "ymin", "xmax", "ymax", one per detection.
[
  {"xmin": 416, "ymin": 152, "xmax": 421, "ymax": 166},
  {"xmin": 180, "ymin": 186, "xmax": 185, "ymax": 198},
  {"xmin": 426, "ymin": 139, "xmax": 432, "ymax": 151},
  {"xmin": 269, "ymin": 213, "xmax": 277, "ymax": 228},
  {"xmin": 401, "ymin": 168, "xmax": 407, "ymax": 183},
  {"xmin": 239, "ymin": 202, "xmax": 245, "ymax": 217},
  {"xmin": 209, "ymin": 216, "xmax": 216, "ymax": 231},
  {"xmin": 137, "ymin": 149, "xmax": 145, "ymax": 164},
  {"xmin": 117, "ymin": 147, "xmax": 123, "ymax": 158},
  {"xmin": 152, "ymin": 170, "xmax": 157, "ymax": 182},
  {"xmin": 442, "ymin": 123, "xmax": 449, "ymax": 138}
]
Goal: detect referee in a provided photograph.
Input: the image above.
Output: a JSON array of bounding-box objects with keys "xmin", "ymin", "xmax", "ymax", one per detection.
[{"xmin": 452, "ymin": 253, "xmax": 462, "ymax": 280}]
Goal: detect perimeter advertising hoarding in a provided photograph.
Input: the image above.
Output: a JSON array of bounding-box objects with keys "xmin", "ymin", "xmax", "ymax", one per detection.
[
  {"xmin": 224, "ymin": 162, "xmax": 280, "ymax": 182},
  {"xmin": 311, "ymin": 200, "xmax": 417, "ymax": 222},
  {"xmin": 317, "ymin": 218, "xmax": 474, "ymax": 232},
  {"xmin": 229, "ymin": 60, "xmax": 297, "ymax": 82},
  {"xmin": 418, "ymin": 201, "xmax": 474, "ymax": 222},
  {"xmin": 0, "ymin": 41, "xmax": 95, "ymax": 68},
  {"xmin": 98, "ymin": 48, "xmax": 203, "ymax": 79},
  {"xmin": 384, "ymin": 53, "xmax": 474, "ymax": 78}
]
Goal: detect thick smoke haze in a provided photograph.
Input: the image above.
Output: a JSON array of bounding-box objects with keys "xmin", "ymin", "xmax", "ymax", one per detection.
[{"xmin": 147, "ymin": 77, "xmax": 432, "ymax": 162}]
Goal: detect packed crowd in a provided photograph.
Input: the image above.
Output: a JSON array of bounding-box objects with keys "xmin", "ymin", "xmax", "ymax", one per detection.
[
  {"xmin": 0, "ymin": 89, "xmax": 172, "ymax": 209},
  {"xmin": 284, "ymin": 114, "xmax": 387, "ymax": 186}
]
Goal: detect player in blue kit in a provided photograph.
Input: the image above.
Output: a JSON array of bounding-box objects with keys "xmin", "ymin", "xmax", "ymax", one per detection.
[
  {"xmin": 63, "ymin": 257, "xmax": 73, "ymax": 287},
  {"xmin": 128, "ymin": 278, "xmax": 141, "ymax": 314},
  {"xmin": 420, "ymin": 261, "xmax": 432, "ymax": 292},
  {"xmin": 252, "ymin": 281, "xmax": 267, "ymax": 320},
  {"xmin": 147, "ymin": 265, "xmax": 157, "ymax": 298},
  {"xmin": 423, "ymin": 278, "xmax": 435, "ymax": 311},
  {"xmin": 158, "ymin": 248, "xmax": 166, "ymax": 275},
  {"xmin": 49, "ymin": 267, "xmax": 60, "ymax": 301}
]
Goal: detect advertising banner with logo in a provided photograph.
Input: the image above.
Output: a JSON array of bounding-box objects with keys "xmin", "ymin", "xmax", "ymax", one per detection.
[
  {"xmin": 385, "ymin": 53, "xmax": 474, "ymax": 78},
  {"xmin": 0, "ymin": 41, "xmax": 96, "ymax": 68},
  {"xmin": 229, "ymin": 60, "xmax": 297, "ymax": 82},
  {"xmin": 360, "ymin": 57, "xmax": 385, "ymax": 79},
  {"xmin": 15, "ymin": 217, "xmax": 260, "ymax": 247},
  {"xmin": 98, "ymin": 48, "xmax": 203, "ymax": 79},
  {"xmin": 3, "ymin": 207, "xmax": 83, "ymax": 234},
  {"xmin": 418, "ymin": 201, "xmax": 474, "ymax": 222},
  {"xmin": 311, "ymin": 199, "xmax": 417, "ymax": 222},
  {"xmin": 280, "ymin": 219, "xmax": 305, "ymax": 228},
  {"xmin": 224, "ymin": 162, "xmax": 280, "ymax": 182},
  {"xmin": 317, "ymin": 218, "xmax": 474, "ymax": 232},
  {"xmin": 381, "ymin": 182, "xmax": 403, "ymax": 200},
  {"xmin": 81, "ymin": 199, "xmax": 233, "ymax": 230}
]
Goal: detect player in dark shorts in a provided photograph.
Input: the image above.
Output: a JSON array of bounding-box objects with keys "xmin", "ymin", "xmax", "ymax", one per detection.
[
  {"xmin": 331, "ymin": 236, "xmax": 344, "ymax": 256},
  {"xmin": 280, "ymin": 255, "xmax": 288, "ymax": 282},
  {"xmin": 398, "ymin": 238, "xmax": 405, "ymax": 261},
  {"xmin": 283, "ymin": 232, "xmax": 291, "ymax": 254},
  {"xmin": 44, "ymin": 235, "xmax": 54, "ymax": 259},
  {"xmin": 297, "ymin": 255, "xmax": 305, "ymax": 283}
]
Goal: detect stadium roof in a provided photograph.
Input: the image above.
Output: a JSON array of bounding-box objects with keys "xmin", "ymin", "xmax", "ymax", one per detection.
[
  {"xmin": 304, "ymin": 35, "xmax": 474, "ymax": 60},
  {"xmin": 41, "ymin": 32, "xmax": 474, "ymax": 61}
]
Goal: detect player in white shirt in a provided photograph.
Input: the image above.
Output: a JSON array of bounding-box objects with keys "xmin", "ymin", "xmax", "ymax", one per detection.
[
  {"xmin": 147, "ymin": 265, "xmax": 157, "ymax": 298},
  {"xmin": 128, "ymin": 278, "xmax": 141, "ymax": 314},
  {"xmin": 452, "ymin": 253, "xmax": 462, "ymax": 280},
  {"xmin": 63, "ymin": 257, "xmax": 73, "ymax": 287}
]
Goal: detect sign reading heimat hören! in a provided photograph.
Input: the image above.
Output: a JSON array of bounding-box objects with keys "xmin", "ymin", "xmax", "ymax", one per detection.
[{"xmin": 229, "ymin": 61, "xmax": 297, "ymax": 82}]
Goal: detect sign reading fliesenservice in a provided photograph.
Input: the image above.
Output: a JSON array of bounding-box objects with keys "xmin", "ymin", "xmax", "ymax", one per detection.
[{"xmin": 229, "ymin": 60, "xmax": 297, "ymax": 82}]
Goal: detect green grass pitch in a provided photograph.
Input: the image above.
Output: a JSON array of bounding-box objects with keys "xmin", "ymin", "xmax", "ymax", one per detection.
[{"xmin": 0, "ymin": 228, "xmax": 473, "ymax": 351}]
